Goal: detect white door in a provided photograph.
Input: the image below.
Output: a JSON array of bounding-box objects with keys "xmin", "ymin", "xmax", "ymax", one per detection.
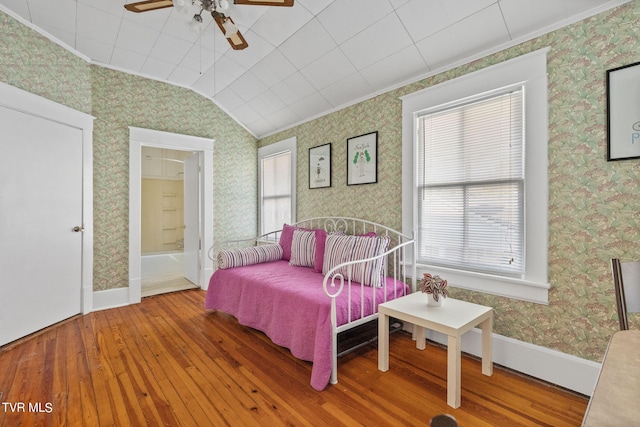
[
  {"xmin": 183, "ymin": 152, "xmax": 200, "ymax": 285},
  {"xmin": 0, "ymin": 106, "xmax": 83, "ymax": 346}
]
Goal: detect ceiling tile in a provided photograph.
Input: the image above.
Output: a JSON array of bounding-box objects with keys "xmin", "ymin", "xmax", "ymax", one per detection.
[
  {"xmin": 250, "ymin": 4, "xmax": 313, "ymax": 46},
  {"xmin": 316, "ymin": 0, "xmax": 393, "ymax": 45},
  {"xmin": 77, "ymin": 36, "xmax": 114, "ymax": 64},
  {"xmin": 35, "ymin": 23, "xmax": 76, "ymax": 48},
  {"xmin": 228, "ymin": 71, "xmax": 268, "ymax": 102},
  {"xmin": 360, "ymin": 45, "xmax": 429, "ymax": 89},
  {"xmin": 320, "ymin": 73, "xmax": 372, "ymax": 107},
  {"xmin": 1, "ymin": 0, "xmax": 30, "ymax": 19},
  {"xmin": 296, "ymin": 0, "xmax": 334, "ymax": 16},
  {"xmin": 278, "ymin": 18, "xmax": 336, "ymax": 69},
  {"xmin": 121, "ymin": 4, "xmax": 171, "ymax": 31},
  {"xmin": 77, "ymin": 4, "xmax": 123, "ymax": 46},
  {"xmin": 250, "ymin": 49, "xmax": 297, "ymax": 88},
  {"xmin": 264, "ymin": 106, "xmax": 301, "ymax": 129},
  {"xmin": 28, "ymin": 0, "xmax": 76, "ymax": 36},
  {"xmin": 500, "ymin": 0, "xmax": 568, "ymax": 39},
  {"xmin": 226, "ymin": 2, "xmax": 268, "ymax": 28},
  {"xmin": 414, "ymin": 25, "xmax": 466, "ymax": 70},
  {"xmin": 300, "ymin": 47, "xmax": 356, "ymax": 90},
  {"xmin": 340, "ymin": 13, "xmax": 414, "ymax": 70},
  {"xmin": 180, "ymin": 43, "xmax": 218, "ymax": 73},
  {"xmin": 78, "ymin": 0, "xmax": 124, "ymax": 17},
  {"xmin": 441, "ymin": 0, "xmax": 497, "ymax": 23},
  {"xmin": 213, "ymin": 86, "xmax": 246, "ymax": 112},
  {"xmin": 243, "ymin": 117, "xmax": 276, "ymax": 136},
  {"xmin": 273, "ymin": 72, "xmax": 316, "ymax": 105},
  {"xmin": 141, "ymin": 56, "xmax": 176, "ymax": 80},
  {"xmin": 191, "ymin": 66, "xmax": 217, "ymax": 97},
  {"xmin": 161, "ymin": 9, "xmax": 202, "ymax": 43},
  {"xmin": 110, "ymin": 47, "xmax": 147, "ymax": 72},
  {"xmin": 232, "ymin": 102, "xmax": 262, "ymax": 124},
  {"xmin": 168, "ymin": 65, "xmax": 202, "ymax": 87},
  {"xmin": 208, "ymin": 55, "xmax": 247, "ymax": 93},
  {"xmin": 288, "ymin": 92, "xmax": 333, "ymax": 120},
  {"xmin": 251, "ymin": 89, "xmax": 287, "ymax": 117},
  {"xmin": 117, "ymin": 19, "xmax": 160, "ymax": 55},
  {"xmin": 224, "ymin": 30, "xmax": 275, "ymax": 70},
  {"xmin": 149, "ymin": 33, "xmax": 194, "ymax": 65},
  {"xmin": 395, "ymin": 0, "xmax": 452, "ymax": 42},
  {"xmin": 452, "ymin": 4, "xmax": 511, "ymax": 54}
]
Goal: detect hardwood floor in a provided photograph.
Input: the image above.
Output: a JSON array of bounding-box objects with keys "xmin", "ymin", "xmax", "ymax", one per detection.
[{"xmin": 0, "ymin": 289, "xmax": 588, "ymax": 426}]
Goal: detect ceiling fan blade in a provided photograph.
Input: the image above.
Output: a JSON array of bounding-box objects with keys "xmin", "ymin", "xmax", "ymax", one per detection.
[
  {"xmin": 213, "ymin": 14, "xmax": 249, "ymax": 50},
  {"xmin": 124, "ymin": 0, "xmax": 174, "ymax": 13},
  {"xmin": 234, "ymin": 0, "xmax": 294, "ymax": 6}
]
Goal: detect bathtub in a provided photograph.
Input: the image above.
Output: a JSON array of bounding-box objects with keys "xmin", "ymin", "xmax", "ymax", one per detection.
[{"xmin": 141, "ymin": 252, "xmax": 184, "ymax": 279}]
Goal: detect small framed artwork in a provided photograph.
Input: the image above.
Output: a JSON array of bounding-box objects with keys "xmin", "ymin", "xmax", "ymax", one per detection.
[
  {"xmin": 607, "ymin": 61, "xmax": 640, "ymax": 161},
  {"xmin": 347, "ymin": 131, "xmax": 378, "ymax": 185},
  {"xmin": 309, "ymin": 143, "xmax": 331, "ymax": 189}
]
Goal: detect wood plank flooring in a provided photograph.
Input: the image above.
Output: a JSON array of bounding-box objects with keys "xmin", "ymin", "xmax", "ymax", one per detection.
[{"xmin": 0, "ymin": 289, "xmax": 588, "ymax": 426}]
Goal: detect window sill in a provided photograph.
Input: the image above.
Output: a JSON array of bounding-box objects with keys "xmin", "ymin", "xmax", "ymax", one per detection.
[{"xmin": 412, "ymin": 263, "xmax": 549, "ymax": 304}]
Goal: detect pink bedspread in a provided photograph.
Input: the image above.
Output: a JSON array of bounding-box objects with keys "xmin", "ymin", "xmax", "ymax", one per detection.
[{"xmin": 204, "ymin": 260, "xmax": 408, "ymax": 390}]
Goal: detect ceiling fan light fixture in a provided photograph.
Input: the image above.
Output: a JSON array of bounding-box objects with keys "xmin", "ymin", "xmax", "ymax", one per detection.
[
  {"xmin": 188, "ymin": 13, "xmax": 204, "ymax": 33},
  {"xmin": 221, "ymin": 18, "xmax": 239, "ymax": 37}
]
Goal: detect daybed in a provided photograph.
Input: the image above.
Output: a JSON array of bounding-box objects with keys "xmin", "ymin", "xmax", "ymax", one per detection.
[{"xmin": 204, "ymin": 217, "xmax": 415, "ymax": 390}]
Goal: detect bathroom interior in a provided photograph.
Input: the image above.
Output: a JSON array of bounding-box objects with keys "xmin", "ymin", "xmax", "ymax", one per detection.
[{"xmin": 140, "ymin": 146, "xmax": 198, "ymax": 297}]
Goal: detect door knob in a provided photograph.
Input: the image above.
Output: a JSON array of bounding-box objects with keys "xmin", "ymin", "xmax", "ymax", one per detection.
[{"xmin": 72, "ymin": 226, "xmax": 84, "ymax": 232}]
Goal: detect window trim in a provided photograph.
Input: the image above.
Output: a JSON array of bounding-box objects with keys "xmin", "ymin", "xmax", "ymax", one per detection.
[
  {"xmin": 401, "ymin": 48, "xmax": 550, "ymax": 304},
  {"xmin": 258, "ymin": 136, "xmax": 297, "ymax": 236}
]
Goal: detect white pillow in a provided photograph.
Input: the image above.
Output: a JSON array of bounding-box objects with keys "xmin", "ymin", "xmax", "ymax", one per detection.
[
  {"xmin": 289, "ymin": 229, "xmax": 316, "ymax": 268},
  {"xmin": 322, "ymin": 234, "xmax": 390, "ymax": 287},
  {"xmin": 217, "ymin": 244, "xmax": 283, "ymax": 269}
]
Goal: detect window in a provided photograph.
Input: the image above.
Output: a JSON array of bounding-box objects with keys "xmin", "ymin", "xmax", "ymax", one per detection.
[
  {"xmin": 417, "ymin": 87, "xmax": 524, "ymax": 277},
  {"xmin": 402, "ymin": 49, "xmax": 550, "ymax": 303},
  {"xmin": 258, "ymin": 137, "xmax": 296, "ymax": 235}
]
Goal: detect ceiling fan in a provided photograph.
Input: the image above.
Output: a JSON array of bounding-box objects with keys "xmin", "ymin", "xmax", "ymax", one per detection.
[{"xmin": 124, "ymin": 0, "xmax": 294, "ymax": 50}]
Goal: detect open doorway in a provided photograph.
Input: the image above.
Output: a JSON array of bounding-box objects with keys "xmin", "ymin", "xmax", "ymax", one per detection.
[
  {"xmin": 140, "ymin": 147, "xmax": 197, "ymax": 297},
  {"xmin": 128, "ymin": 127, "xmax": 214, "ymax": 305}
]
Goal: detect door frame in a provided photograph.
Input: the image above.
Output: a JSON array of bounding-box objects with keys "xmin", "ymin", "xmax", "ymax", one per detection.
[
  {"xmin": 128, "ymin": 127, "xmax": 214, "ymax": 304},
  {"xmin": 0, "ymin": 81, "xmax": 94, "ymax": 314}
]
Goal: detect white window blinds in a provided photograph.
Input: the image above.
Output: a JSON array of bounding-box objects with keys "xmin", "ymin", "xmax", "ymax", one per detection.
[
  {"xmin": 417, "ymin": 87, "xmax": 524, "ymax": 277},
  {"xmin": 261, "ymin": 151, "xmax": 291, "ymax": 235}
]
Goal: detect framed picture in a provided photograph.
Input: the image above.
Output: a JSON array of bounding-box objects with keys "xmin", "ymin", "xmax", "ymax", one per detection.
[
  {"xmin": 347, "ymin": 131, "xmax": 378, "ymax": 185},
  {"xmin": 309, "ymin": 143, "xmax": 331, "ymax": 189},
  {"xmin": 607, "ymin": 61, "xmax": 640, "ymax": 161}
]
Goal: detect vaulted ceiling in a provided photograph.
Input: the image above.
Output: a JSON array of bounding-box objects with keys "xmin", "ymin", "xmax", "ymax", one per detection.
[{"xmin": 0, "ymin": 0, "xmax": 628, "ymax": 138}]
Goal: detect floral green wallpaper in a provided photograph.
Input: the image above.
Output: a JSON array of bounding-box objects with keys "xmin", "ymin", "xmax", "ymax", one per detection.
[
  {"xmin": 0, "ymin": 12, "xmax": 92, "ymax": 114},
  {"xmin": 260, "ymin": 2, "xmax": 640, "ymax": 362},
  {"xmin": 1, "ymin": 10, "xmax": 258, "ymax": 292}
]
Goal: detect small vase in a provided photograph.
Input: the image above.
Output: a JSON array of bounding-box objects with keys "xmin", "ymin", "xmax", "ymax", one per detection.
[{"xmin": 426, "ymin": 293, "xmax": 442, "ymax": 307}]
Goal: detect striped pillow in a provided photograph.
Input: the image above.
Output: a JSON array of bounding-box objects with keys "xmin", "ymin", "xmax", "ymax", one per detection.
[
  {"xmin": 322, "ymin": 234, "xmax": 390, "ymax": 287},
  {"xmin": 289, "ymin": 229, "xmax": 316, "ymax": 268},
  {"xmin": 217, "ymin": 244, "xmax": 283, "ymax": 269},
  {"xmin": 351, "ymin": 235, "xmax": 390, "ymax": 288}
]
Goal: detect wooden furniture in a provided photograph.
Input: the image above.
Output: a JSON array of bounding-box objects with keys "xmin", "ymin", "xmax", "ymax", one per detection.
[
  {"xmin": 378, "ymin": 292, "xmax": 493, "ymax": 408},
  {"xmin": 611, "ymin": 258, "xmax": 640, "ymax": 330},
  {"xmin": 582, "ymin": 330, "xmax": 640, "ymax": 426}
]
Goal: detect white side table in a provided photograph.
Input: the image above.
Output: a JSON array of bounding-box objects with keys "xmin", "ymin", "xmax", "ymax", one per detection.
[{"xmin": 378, "ymin": 293, "xmax": 493, "ymax": 408}]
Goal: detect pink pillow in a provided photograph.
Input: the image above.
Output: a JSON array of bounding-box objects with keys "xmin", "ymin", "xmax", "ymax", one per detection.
[
  {"xmin": 279, "ymin": 223, "xmax": 311, "ymax": 261},
  {"xmin": 314, "ymin": 229, "xmax": 327, "ymax": 272},
  {"xmin": 279, "ymin": 224, "xmax": 328, "ymax": 271}
]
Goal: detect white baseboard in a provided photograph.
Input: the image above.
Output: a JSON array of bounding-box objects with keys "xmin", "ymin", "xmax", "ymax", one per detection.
[
  {"xmin": 92, "ymin": 287, "xmax": 132, "ymax": 312},
  {"xmin": 420, "ymin": 327, "xmax": 600, "ymax": 396}
]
